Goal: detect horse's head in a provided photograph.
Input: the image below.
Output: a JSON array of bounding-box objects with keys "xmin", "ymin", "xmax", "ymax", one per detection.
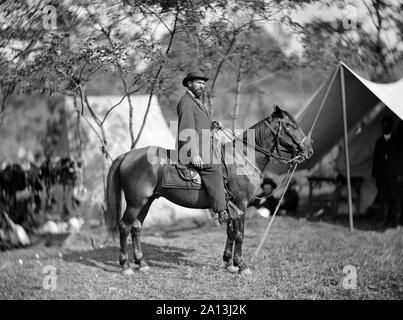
[{"xmin": 264, "ymin": 105, "xmax": 313, "ymax": 162}]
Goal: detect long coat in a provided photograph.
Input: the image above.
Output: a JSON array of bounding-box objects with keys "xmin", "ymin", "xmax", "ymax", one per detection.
[
  {"xmin": 372, "ymin": 134, "xmax": 399, "ymax": 188},
  {"xmin": 177, "ymin": 91, "xmax": 213, "ymax": 164},
  {"xmin": 175, "ymin": 90, "xmax": 227, "ymax": 212}
]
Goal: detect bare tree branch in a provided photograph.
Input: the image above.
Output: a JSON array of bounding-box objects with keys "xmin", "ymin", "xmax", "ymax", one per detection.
[
  {"xmin": 130, "ymin": 0, "xmax": 173, "ymax": 35},
  {"xmin": 131, "ymin": 5, "xmax": 180, "ymax": 149}
]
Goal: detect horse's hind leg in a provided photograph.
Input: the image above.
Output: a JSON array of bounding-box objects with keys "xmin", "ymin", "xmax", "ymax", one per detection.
[
  {"xmin": 131, "ymin": 198, "xmax": 154, "ymax": 272},
  {"xmin": 119, "ymin": 206, "xmax": 140, "ymax": 276}
]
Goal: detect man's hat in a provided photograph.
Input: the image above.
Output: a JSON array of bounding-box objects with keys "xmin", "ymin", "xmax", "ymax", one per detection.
[
  {"xmin": 261, "ymin": 177, "xmax": 277, "ymax": 189},
  {"xmin": 182, "ymin": 70, "xmax": 209, "ymax": 87}
]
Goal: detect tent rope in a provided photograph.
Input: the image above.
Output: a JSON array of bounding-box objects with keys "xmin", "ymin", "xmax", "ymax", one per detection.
[
  {"xmin": 308, "ymin": 64, "xmax": 341, "ymax": 139},
  {"xmin": 250, "ymin": 162, "xmax": 298, "ymax": 263}
]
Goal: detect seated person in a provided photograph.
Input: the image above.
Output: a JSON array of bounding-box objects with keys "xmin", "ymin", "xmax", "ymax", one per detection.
[
  {"xmin": 249, "ymin": 177, "xmax": 278, "ymax": 217},
  {"xmin": 279, "ymin": 178, "xmax": 299, "ymax": 214}
]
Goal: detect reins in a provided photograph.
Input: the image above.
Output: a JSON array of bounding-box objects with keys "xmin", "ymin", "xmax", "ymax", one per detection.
[{"xmin": 217, "ymin": 120, "xmax": 304, "ymax": 169}]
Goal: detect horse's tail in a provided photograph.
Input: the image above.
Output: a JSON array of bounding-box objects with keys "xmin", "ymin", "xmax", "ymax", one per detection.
[{"xmin": 105, "ymin": 153, "xmax": 126, "ymax": 237}]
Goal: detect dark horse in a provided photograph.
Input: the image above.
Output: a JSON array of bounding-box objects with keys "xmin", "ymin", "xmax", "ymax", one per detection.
[{"xmin": 105, "ymin": 105, "xmax": 313, "ymax": 276}]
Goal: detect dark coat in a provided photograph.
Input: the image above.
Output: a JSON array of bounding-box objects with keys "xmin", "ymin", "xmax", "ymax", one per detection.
[
  {"xmin": 177, "ymin": 91, "xmax": 212, "ymax": 163},
  {"xmin": 280, "ymin": 189, "xmax": 299, "ymax": 212},
  {"xmin": 249, "ymin": 193, "xmax": 278, "ymax": 214},
  {"xmin": 372, "ymin": 134, "xmax": 399, "ymax": 187}
]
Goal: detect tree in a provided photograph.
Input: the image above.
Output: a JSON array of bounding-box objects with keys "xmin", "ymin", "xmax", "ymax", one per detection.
[
  {"xmin": 297, "ymin": 0, "xmax": 403, "ymax": 81},
  {"xmin": 1, "ymin": 0, "xmax": 321, "ymax": 191},
  {"xmin": 149, "ymin": 0, "xmax": 318, "ymax": 129},
  {"xmin": 0, "ymin": 0, "xmax": 182, "ymax": 188}
]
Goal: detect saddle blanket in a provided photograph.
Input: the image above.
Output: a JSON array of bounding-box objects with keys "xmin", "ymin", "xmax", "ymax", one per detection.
[{"xmin": 162, "ymin": 164, "xmax": 203, "ymax": 190}]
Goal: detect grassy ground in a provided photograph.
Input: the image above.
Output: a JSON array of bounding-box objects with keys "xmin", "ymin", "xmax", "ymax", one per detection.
[{"xmin": 0, "ymin": 215, "xmax": 402, "ymax": 300}]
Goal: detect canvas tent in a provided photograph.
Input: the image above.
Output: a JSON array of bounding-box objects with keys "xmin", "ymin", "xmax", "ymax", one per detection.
[
  {"xmin": 296, "ymin": 62, "xmax": 403, "ymax": 170},
  {"xmin": 273, "ymin": 62, "xmax": 403, "ymax": 230}
]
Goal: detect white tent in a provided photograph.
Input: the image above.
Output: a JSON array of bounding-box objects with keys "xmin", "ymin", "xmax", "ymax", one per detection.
[
  {"xmin": 275, "ymin": 62, "xmax": 403, "ymax": 230},
  {"xmin": 65, "ymin": 95, "xmax": 208, "ymax": 227}
]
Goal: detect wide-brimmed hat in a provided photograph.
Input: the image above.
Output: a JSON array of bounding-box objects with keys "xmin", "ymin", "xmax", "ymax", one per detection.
[
  {"xmin": 182, "ymin": 70, "xmax": 209, "ymax": 87},
  {"xmin": 261, "ymin": 177, "xmax": 277, "ymax": 189}
]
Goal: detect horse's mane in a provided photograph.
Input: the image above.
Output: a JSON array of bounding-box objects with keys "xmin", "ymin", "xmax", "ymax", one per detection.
[
  {"xmin": 241, "ymin": 108, "xmax": 297, "ymax": 148},
  {"xmin": 211, "ymin": 115, "xmax": 278, "ymax": 176},
  {"xmin": 239, "ymin": 114, "xmax": 278, "ymax": 150},
  {"xmin": 215, "ymin": 107, "xmax": 295, "ymax": 155}
]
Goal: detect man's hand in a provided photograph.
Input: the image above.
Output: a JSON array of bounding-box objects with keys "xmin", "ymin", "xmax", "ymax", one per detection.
[
  {"xmin": 211, "ymin": 121, "xmax": 223, "ymax": 130},
  {"xmin": 191, "ymin": 155, "xmax": 204, "ymax": 169}
]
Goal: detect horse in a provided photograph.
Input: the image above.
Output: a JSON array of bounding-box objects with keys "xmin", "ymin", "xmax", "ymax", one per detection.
[{"xmin": 105, "ymin": 105, "xmax": 313, "ymax": 276}]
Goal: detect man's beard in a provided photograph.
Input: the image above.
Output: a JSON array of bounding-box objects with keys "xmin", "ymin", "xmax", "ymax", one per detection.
[{"xmin": 190, "ymin": 87, "xmax": 204, "ymax": 99}]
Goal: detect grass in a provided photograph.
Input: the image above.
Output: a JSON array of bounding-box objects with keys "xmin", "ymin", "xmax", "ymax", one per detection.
[{"xmin": 0, "ymin": 215, "xmax": 402, "ymax": 300}]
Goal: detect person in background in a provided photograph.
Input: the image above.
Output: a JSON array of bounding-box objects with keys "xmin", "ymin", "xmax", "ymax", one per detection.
[
  {"xmin": 372, "ymin": 115, "xmax": 400, "ymax": 228},
  {"xmin": 395, "ymin": 120, "xmax": 403, "ymax": 226},
  {"xmin": 249, "ymin": 177, "xmax": 278, "ymax": 217},
  {"xmin": 279, "ymin": 177, "xmax": 300, "ymax": 215}
]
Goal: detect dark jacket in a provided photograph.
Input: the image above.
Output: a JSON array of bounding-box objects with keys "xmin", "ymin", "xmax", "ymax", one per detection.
[
  {"xmin": 280, "ymin": 189, "xmax": 299, "ymax": 212},
  {"xmin": 177, "ymin": 91, "xmax": 212, "ymax": 163},
  {"xmin": 372, "ymin": 134, "xmax": 399, "ymax": 186},
  {"xmin": 249, "ymin": 194, "xmax": 278, "ymax": 214}
]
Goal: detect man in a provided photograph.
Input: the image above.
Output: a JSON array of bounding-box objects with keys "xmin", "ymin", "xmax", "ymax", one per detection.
[
  {"xmin": 249, "ymin": 177, "xmax": 278, "ymax": 216},
  {"xmin": 279, "ymin": 178, "xmax": 299, "ymax": 214},
  {"xmin": 177, "ymin": 70, "xmax": 228, "ymax": 223},
  {"xmin": 396, "ymin": 120, "xmax": 403, "ymax": 225},
  {"xmin": 372, "ymin": 116, "xmax": 400, "ymax": 228}
]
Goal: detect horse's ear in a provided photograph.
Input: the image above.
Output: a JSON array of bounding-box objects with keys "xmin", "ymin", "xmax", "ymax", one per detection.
[{"xmin": 272, "ymin": 104, "xmax": 282, "ymax": 117}]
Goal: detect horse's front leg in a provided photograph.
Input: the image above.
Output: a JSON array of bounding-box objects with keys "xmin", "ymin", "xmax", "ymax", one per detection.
[
  {"xmin": 233, "ymin": 215, "xmax": 252, "ymax": 275},
  {"xmin": 223, "ymin": 220, "xmax": 238, "ymax": 273}
]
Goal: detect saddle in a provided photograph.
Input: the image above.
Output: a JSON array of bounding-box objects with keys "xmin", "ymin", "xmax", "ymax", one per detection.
[
  {"xmin": 162, "ymin": 163, "xmax": 203, "ymax": 190},
  {"xmin": 161, "ymin": 163, "xmax": 243, "ymax": 219}
]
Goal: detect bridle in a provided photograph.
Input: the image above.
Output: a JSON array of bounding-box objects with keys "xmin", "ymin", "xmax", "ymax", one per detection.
[
  {"xmin": 263, "ymin": 118, "xmax": 307, "ymax": 164},
  {"xmin": 216, "ymin": 116, "xmax": 307, "ymax": 171}
]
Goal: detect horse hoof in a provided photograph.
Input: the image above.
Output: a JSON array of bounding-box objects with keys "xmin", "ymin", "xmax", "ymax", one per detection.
[
  {"xmin": 226, "ymin": 265, "xmax": 240, "ymax": 273},
  {"xmin": 139, "ymin": 265, "xmax": 150, "ymax": 272},
  {"xmin": 239, "ymin": 268, "xmax": 252, "ymax": 276},
  {"xmin": 122, "ymin": 268, "xmax": 135, "ymax": 277}
]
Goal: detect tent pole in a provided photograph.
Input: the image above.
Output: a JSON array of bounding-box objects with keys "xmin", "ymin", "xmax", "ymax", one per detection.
[{"xmin": 340, "ymin": 63, "xmax": 354, "ymax": 232}]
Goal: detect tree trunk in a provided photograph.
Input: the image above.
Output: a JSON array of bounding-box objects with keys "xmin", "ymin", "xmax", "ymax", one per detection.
[{"xmin": 232, "ymin": 62, "xmax": 242, "ymax": 132}]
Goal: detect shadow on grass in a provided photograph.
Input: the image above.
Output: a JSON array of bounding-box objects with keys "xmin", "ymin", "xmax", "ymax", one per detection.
[
  {"xmin": 292, "ymin": 197, "xmax": 401, "ymax": 232},
  {"xmin": 306, "ymin": 214, "xmax": 392, "ymax": 232},
  {"xmin": 63, "ymin": 242, "xmax": 199, "ymax": 273}
]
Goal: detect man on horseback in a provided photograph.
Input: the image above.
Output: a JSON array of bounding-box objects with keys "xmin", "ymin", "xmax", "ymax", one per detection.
[{"xmin": 177, "ymin": 70, "xmax": 229, "ymax": 223}]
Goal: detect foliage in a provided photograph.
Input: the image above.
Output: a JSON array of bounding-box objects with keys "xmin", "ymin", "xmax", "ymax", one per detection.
[{"xmin": 298, "ymin": 0, "xmax": 403, "ymax": 81}]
